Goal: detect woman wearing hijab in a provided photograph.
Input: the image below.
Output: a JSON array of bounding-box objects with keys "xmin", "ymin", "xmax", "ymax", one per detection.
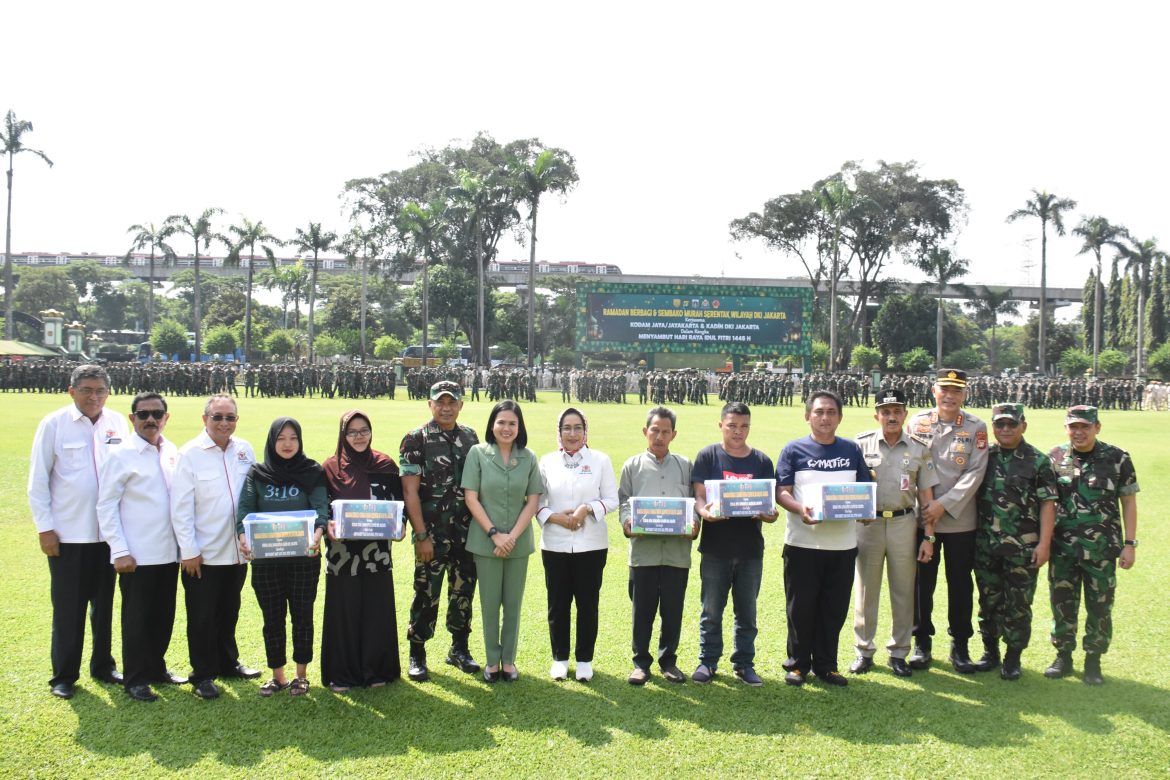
[
  {"xmin": 462, "ymin": 400, "xmax": 543, "ymax": 682},
  {"xmin": 236, "ymin": 417, "xmax": 328, "ymax": 697},
  {"xmin": 320, "ymin": 410, "xmax": 403, "ymax": 691},
  {"xmin": 536, "ymin": 407, "xmax": 618, "ymax": 681}
]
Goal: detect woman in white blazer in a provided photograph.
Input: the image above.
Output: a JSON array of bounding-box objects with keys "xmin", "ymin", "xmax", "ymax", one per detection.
[{"xmin": 536, "ymin": 408, "xmax": 618, "ymax": 682}]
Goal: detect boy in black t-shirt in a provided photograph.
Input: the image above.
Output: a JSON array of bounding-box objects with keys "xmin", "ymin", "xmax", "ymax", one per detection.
[{"xmin": 690, "ymin": 402, "xmax": 779, "ymax": 686}]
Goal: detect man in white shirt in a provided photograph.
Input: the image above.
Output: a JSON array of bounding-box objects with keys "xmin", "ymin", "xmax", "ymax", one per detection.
[
  {"xmin": 170, "ymin": 394, "xmax": 259, "ymax": 699},
  {"xmin": 96, "ymin": 392, "xmax": 185, "ymax": 702},
  {"xmin": 29, "ymin": 364, "xmax": 129, "ymax": 700}
]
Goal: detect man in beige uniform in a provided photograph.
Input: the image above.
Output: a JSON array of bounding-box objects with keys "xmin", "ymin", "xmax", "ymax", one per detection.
[
  {"xmin": 906, "ymin": 369, "xmax": 989, "ymax": 672},
  {"xmin": 850, "ymin": 389, "xmax": 939, "ymax": 677}
]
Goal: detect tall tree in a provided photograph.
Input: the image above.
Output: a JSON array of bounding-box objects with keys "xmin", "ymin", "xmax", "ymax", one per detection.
[
  {"xmin": 1148, "ymin": 258, "xmax": 1167, "ymax": 350},
  {"xmin": 259, "ymin": 261, "xmax": 310, "ymax": 328},
  {"xmin": 964, "ymin": 286, "xmax": 1020, "ymax": 373},
  {"xmin": 226, "ymin": 216, "xmax": 282, "ymax": 362},
  {"xmin": 291, "ymin": 222, "xmax": 338, "ymax": 364},
  {"xmin": 163, "ymin": 207, "xmax": 225, "ymax": 359},
  {"xmin": 1073, "ymin": 215, "xmax": 1126, "ymax": 374},
  {"xmin": 339, "ymin": 221, "xmax": 384, "ymax": 361},
  {"xmin": 1006, "ymin": 189, "xmax": 1078, "ymax": 373},
  {"xmin": 397, "ymin": 200, "xmax": 446, "ymax": 363},
  {"xmin": 818, "ymin": 179, "xmax": 854, "ymax": 370},
  {"xmin": 912, "ymin": 247, "xmax": 970, "ymax": 368},
  {"xmin": 124, "ymin": 222, "xmax": 175, "ymax": 333},
  {"xmin": 1106, "ymin": 255, "xmax": 1122, "ymax": 348},
  {"xmin": 2, "ymin": 110, "xmax": 54, "ymax": 339},
  {"xmin": 1118, "ymin": 236, "xmax": 1169, "ymax": 376},
  {"xmin": 514, "ymin": 147, "xmax": 578, "ymax": 366}
]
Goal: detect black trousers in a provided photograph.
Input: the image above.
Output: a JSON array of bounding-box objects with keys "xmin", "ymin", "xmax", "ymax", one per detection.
[
  {"xmin": 629, "ymin": 565, "xmax": 689, "ymax": 671},
  {"xmin": 47, "ymin": 542, "xmax": 116, "ymax": 687},
  {"xmin": 119, "ymin": 562, "xmax": 179, "ymax": 690},
  {"xmin": 321, "ymin": 569, "xmax": 400, "ymax": 688},
  {"xmin": 782, "ymin": 544, "xmax": 857, "ymax": 676},
  {"xmin": 542, "ymin": 549, "xmax": 607, "ymax": 662},
  {"xmin": 182, "ymin": 564, "xmax": 247, "ymax": 683},
  {"xmin": 251, "ymin": 558, "xmax": 321, "ymax": 669},
  {"xmin": 913, "ymin": 529, "xmax": 976, "ymax": 643}
]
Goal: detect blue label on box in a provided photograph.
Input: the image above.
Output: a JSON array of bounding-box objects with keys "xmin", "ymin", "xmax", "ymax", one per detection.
[{"xmin": 819, "ymin": 483, "xmax": 876, "ymax": 521}]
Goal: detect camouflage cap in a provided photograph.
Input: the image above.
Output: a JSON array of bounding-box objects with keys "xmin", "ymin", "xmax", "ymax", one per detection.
[
  {"xmin": 1065, "ymin": 404, "xmax": 1098, "ymax": 425},
  {"xmin": 936, "ymin": 368, "xmax": 967, "ymax": 387},
  {"xmin": 875, "ymin": 388, "xmax": 908, "ymax": 408},
  {"xmin": 991, "ymin": 403, "xmax": 1024, "ymax": 423},
  {"xmin": 429, "ymin": 380, "xmax": 462, "ymax": 401}
]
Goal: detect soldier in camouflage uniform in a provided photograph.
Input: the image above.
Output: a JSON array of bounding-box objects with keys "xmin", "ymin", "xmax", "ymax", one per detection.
[
  {"xmin": 400, "ymin": 380, "xmax": 482, "ymax": 682},
  {"xmin": 1044, "ymin": 405, "xmax": 1139, "ymax": 685},
  {"xmin": 972, "ymin": 403, "xmax": 1058, "ymax": 681}
]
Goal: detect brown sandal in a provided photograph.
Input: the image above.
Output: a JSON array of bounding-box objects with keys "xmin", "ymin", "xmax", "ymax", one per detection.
[
  {"xmin": 259, "ymin": 679, "xmax": 290, "ymax": 697},
  {"xmin": 289, "ymin": 677, "xmax": 310, "ymax": 696}
]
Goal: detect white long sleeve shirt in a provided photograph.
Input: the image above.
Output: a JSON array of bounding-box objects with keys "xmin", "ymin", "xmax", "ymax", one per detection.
[
  {"xmin": 536, "ymin": 448, "xmax": 618, "ymax": 553},
  {"xmin": 170, "ymin": 430, "xmax": 255, "ymax": 565},
  {"xmin": 96, "ymin": 432, "xmax": 180, "ymax": 565},
  {"xmin": 28, "ymin": 403, "xmax": 130, "ymax": 543}
]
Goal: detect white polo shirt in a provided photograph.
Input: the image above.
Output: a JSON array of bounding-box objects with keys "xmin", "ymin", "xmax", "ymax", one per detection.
[
  {"xmin": 97, "ymin": 432, "xmax": 180, "ymax": 565},
  {"xmin": 536, "ymin": 448, "xmax": 618, "ymax": 553},
  {"xmin": 28, "ymin": 403, "xmax": 130, "ymax": 543},
  {"xmin": 170, "ymin": 430, "xmax": 255, "ymax": 566}
]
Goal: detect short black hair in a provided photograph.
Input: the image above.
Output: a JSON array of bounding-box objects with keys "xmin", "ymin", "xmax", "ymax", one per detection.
[
  {"xmin": 806, "ymin": 389, "xmax": 843, "ymax": 415},
  {"xmin": 485, "ymin": 399, "xmax": 528, "ymax": 449},
  {"xmin": 721, "ymin": 401, "xmax": 750, "ymax": 418},
  {"xmin": 131, "ymin": 391, "xmax": 167, "ymax": 414},
  {"xmin": 645, "ymin": 405, "xmax": 677, "ymax": 430}
]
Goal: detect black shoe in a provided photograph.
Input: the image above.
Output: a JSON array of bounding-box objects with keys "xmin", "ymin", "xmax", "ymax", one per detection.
[
  {"xmin": 126, "ymin": 684, "xmax": 159, "ymax": 702},
  {"xmin": 628, "ymin": 667, "xmax": 650, "ymax": 686},
  {"xmin": 949, "ymin": 641, "xmax": 976, "ymax": 674},
  {"xmin": 193, "ymin": 679, "xmax": 221, "ymax": 699},
  {"xmin": 1000, "ymin": 649, "xmax": 1022, "ymax": 681},
  {"xmin": 1083, "ymin": 653, "xmax": 1104, "ymax": 685},
  {"xmin": 446, "ymin": 647, "xmax": 481, "ymax": 674},
  {"xmin": 50, "ymin": 682, "xmax": 75, "ymax": 700},
  {"xmin": 661, "ymin": 666, "xmax": 685, "ymax": 684},
  {"xmin": 224, "ymin": 664, "xmax": 262, "ymax": 680},
  {"xmin": 408, "ymin": 651, "xmax": 430, "ymax": 683},
  {"xmin": 784, "ymin": 669, "xmax": 805, "ymax": 687},
  {"xmin": 93, "ymin": 668, "xmax": 124, "ymax": 685},
  {"xmin": 908, "ymin": 640, "xmax": 932, "ymax": 670},
  {"xmin": 502, "ymin": 667, "xmax": 520, "ymax": 682},
  {"xmin": 1044, "ymin": 652, "xmax": 1073, "ymax": 679},
  {"xmin": 156, "ymin": 670, "xmax": 189, "ymax": 685},
  {"xmin": 816, "ymin": 670, "xmax": 848, "ymax": 687},
  {"xmin": 483, "ymin": 668, "xmax": 500, "ymax": 683},
  {"xmin": 849, "ymin": 656, "xmax": 874, "ymax": 675},
  {"xmin": 889, "ymin": 657, "xmax": 913, "ymax": 678},
  {"xmin": 973, "ymin": 645, "xmax": 1001, "ymax": 673}
]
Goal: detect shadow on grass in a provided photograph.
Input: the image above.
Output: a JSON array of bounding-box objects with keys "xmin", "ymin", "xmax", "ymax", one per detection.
[{"xmin": 63, "ymin": 660, "xmax": 1170, "ymax": 767}]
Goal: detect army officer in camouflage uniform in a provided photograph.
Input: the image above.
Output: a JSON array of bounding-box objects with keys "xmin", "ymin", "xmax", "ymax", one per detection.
[
  {"xmin": 907, "ymin": 368, "xmax": 989, "ymax": 673},
  {"xmin": 1045, "ymin": 405, "xmax": 1139, "ymax": 686},
  {"xmin": 400, "ymin": 381, "xmax": 481, "ymax": 682},
  {"xmin": 973, "ymin": 404, "xmax": 1058, "ymax": 681}
]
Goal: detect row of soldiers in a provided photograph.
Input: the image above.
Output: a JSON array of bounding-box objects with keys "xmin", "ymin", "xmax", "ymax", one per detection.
[
  {"xmin": 560, "ymin": 369, "xmax": 634, "ymax": 403},
  {"xmin": 717, "ymin": 371, "xmax": 799, "ymax": 406},
  {"xmin": 639, "ymin": 370, "xmax": 710, "ymax": 405},
  {"xmin": 244, "ymin": 364, "xmax": 397, "ymax": 399}
]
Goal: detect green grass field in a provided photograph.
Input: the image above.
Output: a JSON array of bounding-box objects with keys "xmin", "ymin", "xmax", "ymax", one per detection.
[{"xmin": 2, "ymin": 392, "xmax": 1167, "ymax": 778}]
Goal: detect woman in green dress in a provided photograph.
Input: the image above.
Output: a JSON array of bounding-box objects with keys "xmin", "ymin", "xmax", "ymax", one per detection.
[{"xmin": 462, "ymin": 400, "xmax": 543, "ymax": 682}]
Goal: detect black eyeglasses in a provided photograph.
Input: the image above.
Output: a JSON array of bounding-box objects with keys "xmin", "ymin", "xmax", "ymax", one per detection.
[
  {"xmin": 209, "ymin": 414, "xmax": 238, "ymax": 422},
  {"xmin": 993, "ymin": 420, "xmax": 1020, "ymax": 429},
  {"xmin": 133, "ymin": 409, "xmax": 166, "ymax": 420}
]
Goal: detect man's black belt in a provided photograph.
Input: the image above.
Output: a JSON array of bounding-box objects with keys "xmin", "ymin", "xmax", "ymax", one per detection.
[{"xmin": 877, "ymin": 507, "xmax": 914, "ymax": 518}]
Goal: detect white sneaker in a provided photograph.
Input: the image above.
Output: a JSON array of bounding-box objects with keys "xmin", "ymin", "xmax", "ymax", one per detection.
[
  {"xmin": 575, "ymin": 661, "xmax": 593, "ymax": 682},
  {"xmin": 549, "ymin": 660, "xmax": 569, "ymax": 680}
]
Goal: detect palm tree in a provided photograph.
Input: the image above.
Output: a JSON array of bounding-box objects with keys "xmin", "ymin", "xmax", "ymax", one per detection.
[
  {"xmin": 1118, "ymin": 236, "xmax": 1169, "ymax": 377},
  {"xmin": 912, "ymin": 247, "xmax": 970, "ymax": 368},
  {"xmin": 516, "ymin": 148, "xmax": 578, "ymax": 367},
  {"xmin": 964, "ymin": 286, "xmax": 1020, "ymax": 373},
  {"xmin": 340, "ymin": 223, "xmax": 383, "ymax": 361},
  {"xmin": 163, "ymin": 208, "xmax": 225, "ymax": 360},
  {"xmin": 3, "ymin": 110, "xmax": 54, "ymax": 339},
  {"xmin": 1073, "ymin": 216, "xmax": 1127, "ymax": 375},
  {"xmin": 124, "ymin": 222, "xmax": 175, "ymax": 333},
  {"xmin": 397, "ymin": 200, "xmax": 446, "ymax": 365},
  {"xmin": 226, "ymin": 216, "xmax": 282, "ymax": 362},
  {"xmin": 818, "ymin": 179, "xmax": 853, "ymax": 370},
  {"xmin": 1006, "ymin": 189, "xmax": 1077, "ymax": 373},
  {"xmin": 291, "ymin": 223, "xmax": 338, "ymax": 364},
  {"xmin": 260, "ymin": 261, "xmax": 310, "ymax": 329}
]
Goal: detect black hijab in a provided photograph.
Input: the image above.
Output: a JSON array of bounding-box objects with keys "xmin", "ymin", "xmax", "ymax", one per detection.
[{"xmin": 250, "ymin": 416, "xmax": 325, "ymax": 492}]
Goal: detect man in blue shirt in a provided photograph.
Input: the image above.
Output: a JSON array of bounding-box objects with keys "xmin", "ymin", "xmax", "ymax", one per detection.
[{"xmin": 776, "ymin": 390, "xmax": 874, "ymax": 687}]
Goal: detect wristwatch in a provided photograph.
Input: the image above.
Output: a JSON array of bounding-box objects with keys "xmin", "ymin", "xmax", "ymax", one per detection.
[
  {"xmin": 411, "ymin": 531, "xmax": 430, "ymax": 543},
  {"xmin": 1124, "ymin": 539, "xmax": 1138, "ymax": 548},
  {"xmin": 924, "ymin": 535, "xmax": 937, "ymax": 543},
  {"xmin": 487, "ymin": 526, "xmax": 499, "ymax": 537}
]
